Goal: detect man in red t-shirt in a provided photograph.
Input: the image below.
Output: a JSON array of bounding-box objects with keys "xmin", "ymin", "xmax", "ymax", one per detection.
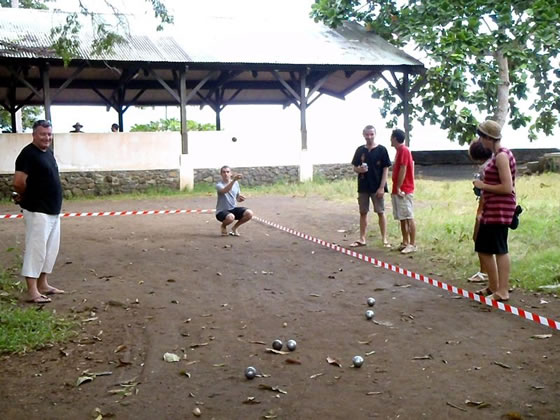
[{"xmin": 390, "ymin": 129, "xmax": 417, "ymax": 254}]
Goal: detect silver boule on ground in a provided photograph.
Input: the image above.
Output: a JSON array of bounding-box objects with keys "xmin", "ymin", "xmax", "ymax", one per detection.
[{"xmin": 244, "ymin": 366, "xmax": 257, "ymax": 379}]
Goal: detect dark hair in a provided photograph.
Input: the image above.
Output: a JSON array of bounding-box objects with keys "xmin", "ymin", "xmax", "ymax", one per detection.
[
  {"xmin": 468, "ymin": 139, "xmax": 492, "ymax": 162},
  {"xmin": 111, "ymin": 123, "xmax": 119, "ymax": 131},
  {"xmin": 32, "ymin": 120, "xmax": 52, "ymax": 131},
  {"xmin": 220, "ymin": 165, "xmax": 230, "ymax": 173},
  {"xmin": 391, "ymin": 129, "xmax": 406, "ymax": 144}
]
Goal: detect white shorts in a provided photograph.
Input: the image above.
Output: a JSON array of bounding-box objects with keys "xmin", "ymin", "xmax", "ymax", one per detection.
[
  {"xmin": 392, "ymin": 194, "xmax": 414, "ymax": 220},
  {"xmin": 21, "ymin": 210, "xmax": 61, "ymax": 279}
]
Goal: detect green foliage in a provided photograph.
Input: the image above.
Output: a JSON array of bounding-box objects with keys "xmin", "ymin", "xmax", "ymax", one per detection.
[
  {"xmin": 311, "ymin": 1, "xmax": 560, "ymax": 145},
  {"xmin": 130, "ymin": 117, "xmax": 216, "ymax": 132},
  {"xmin": 0, "ymin": 106, "xmax": 42, "ymax": 132},
  {"xmin": 0, "ymin": 0, "xmax": 51, "ymax": 8},
  {"xmin": 0, "ymin": 256, "xmax": 75, "ymax": 354}
]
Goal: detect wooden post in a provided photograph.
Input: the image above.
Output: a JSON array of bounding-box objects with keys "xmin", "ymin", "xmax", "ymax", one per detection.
[
  {"xmin": 180, "ymin": 66, "xmax": 188, "ymax": 154},
  {"xmin": 42, "ymin": 63, "xmax": 51, "ymax": 122},
  {"xmin": 300, "ymin": 69, "xmax": 307, "ymax": 151}
]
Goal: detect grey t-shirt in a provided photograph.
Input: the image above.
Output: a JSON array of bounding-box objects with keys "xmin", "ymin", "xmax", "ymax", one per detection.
[{"xmin": 216, "ymin": 180, "xmax": 240, "ymax": 213}]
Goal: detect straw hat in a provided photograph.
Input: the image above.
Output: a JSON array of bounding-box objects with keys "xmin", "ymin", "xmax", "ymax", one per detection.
[{"xmin": 477, "ymin": 120, "xmax": 502, "ymax": 140}]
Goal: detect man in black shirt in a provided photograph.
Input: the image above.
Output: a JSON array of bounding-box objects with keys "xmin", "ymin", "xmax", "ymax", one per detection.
[
  {"xmin": 350, "ymin": 125, "xmax": 392, "ymax": 248},
  {"xmin": 13, "ymin": 120, "xmax": 64, "ymax": 304}
]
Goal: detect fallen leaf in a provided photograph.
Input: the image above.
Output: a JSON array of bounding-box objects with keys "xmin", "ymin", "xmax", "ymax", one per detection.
[
  {"xmin": 531, "ymin": 384, "xmax": 545, "ymax": 390},
  {"xmin": 190, "ymin": 343, "xmax": 209, "ymax": 348},
  {"xmin": 76, "ymin": 375, "xmax": 94, "ymax": 386},
  {"xmin": 216, "ymin": 272, "xmax": 222, "ymax": 276},
  {"xmin": 309, "ymin": 293, "xmax": 321, "ymax": 297},
  {"xmin": 258, "ymin": 384, "xmax": 287, "ymax": 394},
  {"xmin": 179, "ymin": 370, "xmax": 191, "ymax": 378},
  {"xmin": 163, "ymin": 352, "xmax": 180, "ymax": 362},
  {"xmin": 493, "ymin": 361, "xmax": 511, "ymax": 369},
  {"xmin": 213, "ymin": 363, "xmax": 225, "ymax": 367},
  {"xmin": 114, "ymin": 344, "xmax": 127, "ymax": 353},
  {"xmin": 446, "ymin": 402, "xmax": 467, "ymax": 412},
  {"xmin": 285, "ymin": 358, "xmax": 302, "ymax": 365},
  {"xmin": 365, "ymin": 350, "xmax": 376, "ymax": 356},
  {"xmin": 309, "ymin": 372, "xmax": 324, "ymax": 379},
  {"xmin": 465, "ymin": 399, "xmax": 490, "ymax": 408},
  {"xmin": 412, "ymin": 355, "xmax": 433, "ymax": 360},
  {"xmin": 373, "ymin": 320, "xmax": 394, "ymax": 327},
  {"xmin": 242, "ymin": 396, "xmax": 261, "ymax": 405},
  {"xmin": 326, "ymin": 356, "xmax": 342, "ymax": 367},
  {"xmin": 366, "ymin": 391, "xmax": 382, "ymax": 395},
  {"xmin": 249, "ymin": 340, "xmax": 266, "ymax": 345},
  {"xmin": 531, "ymin": 334, "xmax": 552, "ymax": 340},
  {"xmin": 265, "ymin": 348, "xmax": 290, "ymax": 355}
]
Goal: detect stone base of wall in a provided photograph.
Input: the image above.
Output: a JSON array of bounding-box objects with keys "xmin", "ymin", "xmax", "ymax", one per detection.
[
  {"xmin": 0, "ymin": 169, "xmax": 179, "ymax": 200},
  {"xmin": 195, "ymin": 166, "xmax": 300, "ymax": 186},
  {"xmin": 313, "ymin": 163, "xmax": 354, "ymax": 181}
]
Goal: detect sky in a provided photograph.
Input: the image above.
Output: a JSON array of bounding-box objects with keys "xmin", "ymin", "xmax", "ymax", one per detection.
[{"xmin": 47, "ymin": 0, "xmax": 558, "ymax": 152}]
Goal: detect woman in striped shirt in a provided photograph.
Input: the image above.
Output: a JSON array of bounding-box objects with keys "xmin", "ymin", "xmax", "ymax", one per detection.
[{"xmin": 472, "ymin": 120, "xmax": 517, "ymax": 302}]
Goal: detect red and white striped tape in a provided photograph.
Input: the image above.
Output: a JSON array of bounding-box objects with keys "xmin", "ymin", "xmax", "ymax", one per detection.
[
  {"xmin": 255, "ymin": 216, "xmax": 560, "ymax": 331},
  {"xmin": 0, "ymin": 208, "xmax": 215, "ymax": 219}
]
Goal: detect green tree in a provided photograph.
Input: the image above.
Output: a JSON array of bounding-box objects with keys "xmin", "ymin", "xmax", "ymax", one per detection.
[
  {"xmin": 311, "ymin": 0, "xmax": 560, "ymax": 144},
  {"xmin": 2, "ymin": 0, "xmax": 173, "ymax": 64},
  {"xmin": 0, "ymin": 106, "xmax": 42, "ymax": 132},
  {"xmin": 130, "ymin": 118, "xmax": 216, "ymax": 132}
]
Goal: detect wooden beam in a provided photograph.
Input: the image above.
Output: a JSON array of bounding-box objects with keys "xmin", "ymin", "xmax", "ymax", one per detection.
[
  {"xmin": 180, "ymin": 67, "xmax": 188, "ymax": 154},
  {"xmin": 186, "ymin": 70, "xmax": 220, "ymax": 102},
  {"xmin": 300, "ymin": 69, "xmax": 307, "ymax": 151},
  {"xmin": 272, "ymin": 70, "xmax": 300, "ymax": 103},
  {"xmin": 52, "ymin": 65, "xmax": 85, "ymax": 100},
  {"xmin": 149, "ymin": 68, "xmax": 180, "ymax": 103}
]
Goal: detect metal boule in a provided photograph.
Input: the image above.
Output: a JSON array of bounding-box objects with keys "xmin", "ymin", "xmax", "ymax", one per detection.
[
  {"xmin": 245, "ymin": 366, "xmax": 257, "ymax": 379},
  {"xmin": 352, "ymin": 355, "xmax": 364, "ymax": 368},
  {"xmin": 286, "ymin": 339, "xmax": 297, "ymax": 351},
  {"xmin": 367, "ymin": 297, "xmax": 376, "ymax": 307},
  {"xmin": 272, "ymin": 339, "xmax": 283, "ymax": 351},
  {"xmin": 365, "ymin": 310, "xmax": 375, "ymax": 320}
]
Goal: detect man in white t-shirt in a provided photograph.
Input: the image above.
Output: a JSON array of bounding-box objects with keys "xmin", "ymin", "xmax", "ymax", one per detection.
[{"xmin": 215, "ymin": 165, "xmax": 253, "ymax": 236}]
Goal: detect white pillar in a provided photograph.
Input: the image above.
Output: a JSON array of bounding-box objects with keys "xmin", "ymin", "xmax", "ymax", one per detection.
[
  {"xmin": 299, "ymin": 149, "xmax": 313, "ymax": 182},
  {"xmin": 179, "ymin": 154, "xmax": 194, "ymax": 191}
]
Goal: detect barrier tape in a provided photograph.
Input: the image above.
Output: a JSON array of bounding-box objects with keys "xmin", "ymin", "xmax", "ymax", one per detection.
[
  {"xmin": 2, "ymin": 207, "xmax": 557, "ymax": 330},
  {"xmin": 255, "ymin": 216, "xmax": 560, "ymax": 331},
  {"xmin": 0, "ymin": 208, "xmax": 216, "ymax": 219}
]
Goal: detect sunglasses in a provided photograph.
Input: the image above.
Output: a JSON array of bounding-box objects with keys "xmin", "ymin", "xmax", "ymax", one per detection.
[{"xmin": 32, "ymin": 120, "xmax": 52, "ymax": 129}]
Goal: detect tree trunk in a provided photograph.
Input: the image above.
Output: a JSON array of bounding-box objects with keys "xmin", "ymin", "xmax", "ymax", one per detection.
[{"xmin": 494, "ymin": 50, "xmax": 510, "ymax": 128}]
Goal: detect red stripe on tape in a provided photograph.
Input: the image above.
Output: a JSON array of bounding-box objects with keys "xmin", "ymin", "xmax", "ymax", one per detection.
[
  {"xmin": 255, "ymin": 216, "xmax": 560, "ymax": 331},
  {"xmin": 1, "ymin": 209, "xmax": 216, "ymax": 219}
]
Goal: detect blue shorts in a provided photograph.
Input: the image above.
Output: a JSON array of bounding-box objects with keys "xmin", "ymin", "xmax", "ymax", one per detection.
[{"xmin": 216, "ymin": 207, "xmax": 248, "ymax": 222}]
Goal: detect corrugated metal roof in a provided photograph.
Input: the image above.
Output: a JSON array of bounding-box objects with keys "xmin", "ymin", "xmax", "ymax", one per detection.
[
  {"xmin": 0, "ymin": 7, "xmax": 422, "ymax": 69},
  {"xmin": 0, "ymin": 8, "xmax": 191, "ymax": 62},
  {"xmin": 175, "ymin": 13, "xmax": 423, "ymax": 68}
]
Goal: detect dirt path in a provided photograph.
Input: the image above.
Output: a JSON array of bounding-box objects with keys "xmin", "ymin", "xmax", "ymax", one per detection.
[{"xmin": 0, "ymin": 195, "xmax": 558, "ymax": 419}]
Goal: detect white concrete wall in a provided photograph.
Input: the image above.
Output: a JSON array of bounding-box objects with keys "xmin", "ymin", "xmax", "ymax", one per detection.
[{"xmin": 0, "ymin": 129, "xmax": 308, "ymax": 174}]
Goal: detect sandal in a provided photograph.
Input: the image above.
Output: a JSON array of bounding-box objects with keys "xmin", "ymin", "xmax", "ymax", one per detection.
[
  {"xmin": 26, "ymin": 294, "xmax": 51, "ymax": 304},
  {"xmin": 475, "ymin": 287, "xmax": 493, "ymax": 297},
  {"xmin": 349, "ymin": 241, "xmax": 366, "ymax": 248},
  {"xmin": 488, "ymin": 293, "xmax": 509, "ymax": 302}
]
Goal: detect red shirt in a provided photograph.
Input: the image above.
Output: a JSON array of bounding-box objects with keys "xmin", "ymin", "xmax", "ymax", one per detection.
[
  {"xmin": 481, "ymin": 148, "xmax": 516, "ymax": 225},
  {"xmin": 391, "ymin": 144, "xmax": 415, "ymax": 194}
]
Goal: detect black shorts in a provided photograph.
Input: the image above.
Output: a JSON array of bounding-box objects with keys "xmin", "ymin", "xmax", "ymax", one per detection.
[
  {"xmin": 474, "ymin": 223, "xmax": 509, "ymax": 255},
  {"xmin": 216, "ymin": 207, "xmax": 248, "ymax": 222}
]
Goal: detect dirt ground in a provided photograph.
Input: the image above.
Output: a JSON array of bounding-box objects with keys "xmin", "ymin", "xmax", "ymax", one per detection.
[{"xmin": 0, "ymin": 195, "xmax": 559, "ymax": 420}]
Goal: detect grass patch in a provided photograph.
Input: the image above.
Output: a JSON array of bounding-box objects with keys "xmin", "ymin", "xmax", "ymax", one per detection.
[{"xmin": 0, "ymin": 256, "xmax": 76, "ymax": 355}]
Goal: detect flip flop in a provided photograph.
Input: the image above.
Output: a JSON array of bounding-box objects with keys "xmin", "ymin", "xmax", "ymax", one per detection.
[
  {"xmin": 229, "ymin": 231, "xmax": 240, "ymax": 237},
  {"xmin": 40, "ymin": 287, "xmax": 65, "ymax": 295},
  {"xmin": 26, "ymin": 294, "xmax": 51, "ymax": 304},
  {"xmin": 488, "ymin": 293, "xmax": 509, "ymax": 302},
  {"xmin": 349, "ymin": 241, "xmax": 366, "ymax": 248},
  {"xmin": 382, "ymin": 242, "xmax": 392, "ymax": 248},
  {"xmin": 475, "ymin": 287, "xmax": 493, "ymax": 296}
]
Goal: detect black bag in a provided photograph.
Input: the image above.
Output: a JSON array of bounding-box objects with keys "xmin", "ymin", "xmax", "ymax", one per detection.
[{"xmin": 509, "ymin": 205, "xmax": 523, "ymax": 230}]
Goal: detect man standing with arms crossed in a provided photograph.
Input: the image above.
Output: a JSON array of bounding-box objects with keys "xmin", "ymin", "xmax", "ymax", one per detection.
[
  {"xmin": 390, "ymin": 128, "xmax": 417, "ymax": 254},
  {"xmin": 350, "ymin": 125, "xmax": 391, "ymax": 248},
  {"xmin": 13, "ymin": 120, "xmax": 64, "ymax": 303}
]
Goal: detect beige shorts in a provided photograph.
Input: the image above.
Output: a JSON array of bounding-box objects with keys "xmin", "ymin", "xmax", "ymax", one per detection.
[
  {"xmin": 358, "ymin": 192, "xmax": 385, "ymax": 214},
  {"xmin": 21, "ymin": 210, "xmax": 61, "ymax": 279},
  {"xmin": 392, "ymin": 194, "xmax": 414, "ymax": 220}
]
